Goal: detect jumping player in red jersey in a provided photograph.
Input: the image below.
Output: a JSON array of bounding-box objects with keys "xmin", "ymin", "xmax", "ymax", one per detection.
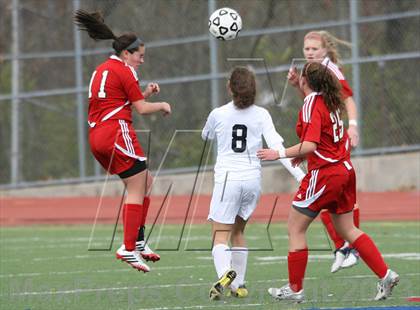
[
  {"xmin": 258, "ymin": 62, "xmax": 399, "ymax": 302},
  {"xmin": 74, "ymin": 10, "xmax": 171, "ymax": 273},
  {"xmin": 287, "ymin": 30, "xmax": 360, "ymax": 272}
]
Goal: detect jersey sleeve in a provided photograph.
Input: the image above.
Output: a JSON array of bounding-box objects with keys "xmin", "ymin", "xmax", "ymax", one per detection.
[
  {"xmin": 261, "ymin": 110, "xmax": 284, "ymax": 149},
  {"xmin": 121, "ymin": 67, "xmax": 144, "ymax": 103},
  {"xmin": 202, "ymin": 110, "xmax": 216, "ymax": 140},
  {"xmin": 261, "ymin": 110, "xmax": 306, "ymax": 181},
  {"xmin": 301, "ymin": 106, "xmax": 322, "ymax": 144},
  {"xmin": 340, "ymin": 79, "xmax": 353, "ymax": 99}
]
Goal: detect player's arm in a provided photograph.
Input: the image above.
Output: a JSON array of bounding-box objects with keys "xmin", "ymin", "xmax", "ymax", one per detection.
[
  {"xmin": 259, "ymin": 106, "xmax": 321, "ymax": 161},
  {"xmin": 261, "ymin": 111, "xmax": 306, "ymax": 181},
  {"xmin": 257, "ymin": 141, "xmax": 317, "ymax": 161},
  {"xmin": 201, "ymin": 111, "xmax": 216, "ymax": 141},
  {"xmin": 344, "ymin": 96, "xmax": 359, "ymax": 147},
  {"xmin": 132, "ymin": 99, "xmax": 171, "ymax": 116}
]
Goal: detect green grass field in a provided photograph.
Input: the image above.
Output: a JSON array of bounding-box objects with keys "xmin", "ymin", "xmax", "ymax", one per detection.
[{"xmin": 1, "ymin": 222, "xmax": 419, "ymax": 310}]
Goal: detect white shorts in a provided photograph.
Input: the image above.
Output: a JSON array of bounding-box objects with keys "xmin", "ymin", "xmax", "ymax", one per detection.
[{"xmin": 208, "ymin": 178, "xmax": 261, "ymax": 224}]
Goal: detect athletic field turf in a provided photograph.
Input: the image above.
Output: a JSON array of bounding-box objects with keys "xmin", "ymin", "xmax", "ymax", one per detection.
[{"xmin": 1, "ymin": 222, "xmax": 419, "ymax": 309}]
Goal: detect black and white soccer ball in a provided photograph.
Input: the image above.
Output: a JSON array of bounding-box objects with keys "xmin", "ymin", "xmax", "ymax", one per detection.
[{"xmin": 208, "ymin": 7, "xmax": 242, "ymax": 41}]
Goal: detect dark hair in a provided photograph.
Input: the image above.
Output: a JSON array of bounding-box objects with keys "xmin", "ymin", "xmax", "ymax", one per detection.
[
  {"xmin": 73, "ymin": 10, "xmax": 143, "ymax": 56},
  {"xmin": 229, "ymin": 67, "xmax": 256, "ymax": 109},
  {"xmin": 302, "ymin": 62, "xmax": 345, "ymax": 113}
]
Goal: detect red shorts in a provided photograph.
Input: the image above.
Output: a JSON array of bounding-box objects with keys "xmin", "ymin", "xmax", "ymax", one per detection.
[
  {"xmin": 292, "ymin": 161, "xmax": 356, "ymax": 218},
  {"xmin": 88, "ymin": 120, "xmax": 146, "ymax": 175}
]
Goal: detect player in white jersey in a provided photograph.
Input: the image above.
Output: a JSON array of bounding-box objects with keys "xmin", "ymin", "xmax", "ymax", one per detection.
[{"xmin": 202, "ymin": 67, "xmax": 305, "ymax": 300}]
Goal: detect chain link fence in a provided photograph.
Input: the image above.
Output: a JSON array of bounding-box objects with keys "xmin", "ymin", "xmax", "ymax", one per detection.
[{"xmin": 0, "ymin": 0, "xmax": 419, "ymax": 187}]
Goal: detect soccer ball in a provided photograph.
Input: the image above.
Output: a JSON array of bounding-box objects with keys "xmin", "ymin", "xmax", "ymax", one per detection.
[{"xmin": 208, "ymin": 7, "xmax": 242, "ymax": 41}]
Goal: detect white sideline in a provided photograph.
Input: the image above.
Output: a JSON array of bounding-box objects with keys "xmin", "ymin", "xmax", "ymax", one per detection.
[
  {"xmin": 137, "ymin": 296, "xmax": 410, "ymax": 310},
  {"xmin": 3, "ymin": 273, "xmax": 419, "ymax": 297},
  {"xmin": 256, "ymin": 253, "xmax": 420, "ymax": 261},
  {"xmin": 6, "ymin": 250, "xmax": 417, "ymax": 264},
  {"xmin": 1, "ymin": 252, "xmax": 419, "ymax": 278}
]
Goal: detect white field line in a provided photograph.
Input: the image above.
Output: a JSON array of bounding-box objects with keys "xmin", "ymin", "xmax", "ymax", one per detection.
[
  {"xmin": 136, "ymin": 295, "xmax": 414, "ymax": 310},
  {"xmin": 1, "ymin": 251, "xmax": 419, "ymax": 268},
  {"xmin": 0, "ymin": 260, "xmax": 290, "ymax": 279},
  {"xmin": 136, "ymin": 296, "xmax": 412, "ymax": 310},
  {"xmin": 0, "ymin": 235, "xmax": 289, "ymax": 245},
  {"xmin": 3, "ymin": 273, "xmax": 419, "ymax": 297},
  {"xmin": 2, "ymin": 252, "xmax": 418, "ymax": 279},
  {"xmin": 256, "ymin": 253, "xmax": 420, "ymax": 261},
  {"xmin": 2, "ymin": 231, "xmax": 419, "ymax": 245},
  {"xmin": 0, "ymin": 264, "xmax": 212, "ymax": 279}
]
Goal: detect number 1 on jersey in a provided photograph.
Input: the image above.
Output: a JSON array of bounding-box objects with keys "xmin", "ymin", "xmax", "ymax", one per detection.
[
  {"xmin": 88, "ymin": 70, "xmax": 109, "ymax": 99},
  {"xmin": 232, "ymin": 124, "xmax": 247, "ymax": 152}
]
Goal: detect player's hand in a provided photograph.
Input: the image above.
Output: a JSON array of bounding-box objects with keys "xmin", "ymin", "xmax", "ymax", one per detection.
[
  {"xmin": 347, "ymin": 125, "xmax": 359, "ymax": 147},
  {"xmin": 145, "ymin": 83, "xmax": 160, "ymax": 97},
  {"xmin": 287, "ymin": 66, "xmax": 299, "ymax": 87},
  {"xmin": 257, "ymin": 149, "xmax": 280, "ymax": 161},
  {"xmin": 160, "ymin": 102, "xmax": 171, "ymax": 116},
  {"xmin": 291, "ymin": 157, "xmax": 305, "ymax": 167}
]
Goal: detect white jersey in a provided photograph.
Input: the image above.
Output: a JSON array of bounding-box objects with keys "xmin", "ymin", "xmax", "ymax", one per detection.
[{"xmin": 202, "ymin": 101, "xmax": 305, "ymax": 183}]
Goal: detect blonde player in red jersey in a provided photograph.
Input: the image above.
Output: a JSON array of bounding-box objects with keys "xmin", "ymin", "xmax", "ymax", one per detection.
[
  {"xmin": 74, "ymin": 10, "xmax": 171, "ymax": 272},
  {"xmin": 258, "ymin": 62, "xmax": 398, "ymax": 302},
  {"xmin": 288, "ymin": 30, "xmax": 360, "ymax": 272}
]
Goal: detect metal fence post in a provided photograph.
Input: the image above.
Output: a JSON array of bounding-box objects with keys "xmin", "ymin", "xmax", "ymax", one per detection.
[
  {"xmin": 11, "ymin": 0, "xmax": 20, "ymax": 185},
  {"xmin": 208, "ymin": 0, "xmax": 219, "ymax": 162},
  {"xmin": 73, "ymin": 0, "xmax": 86, "ymax": 179},
  {"xmin": 350, "ymin": 0, "xmax": 363, "ymax": 152}
]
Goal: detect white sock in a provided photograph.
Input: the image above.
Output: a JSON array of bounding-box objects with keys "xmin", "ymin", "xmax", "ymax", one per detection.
[
  {"xmin": 230, "ymin": 247, "xmax": 248, "ymax": 290},
  {"xmin": 212, "ymin": 243, "xmax": 231, "ymax": 279}
]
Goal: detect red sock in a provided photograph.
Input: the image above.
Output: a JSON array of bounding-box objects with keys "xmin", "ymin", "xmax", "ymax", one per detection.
[
  {"xmin": 288, "ymin": 249, "xmax": 308, "ymax": 292},
  {"xmin": 140, "ymin": 196, "xmax": 150, "ymax": 227},
  {"xmin": 123, "ymin": 203, "xmax": 143, "ymax": 251},
  {"xmin": 352, "ymin": 233, "xmax": 388, "ymax": 278},
  {"xmin": 320, "ymin": 211, "xmax": 345, "ymax": 250},
  {"xmin": 353, "ymin": 207, "xmax": 360, "ymax": 228}
]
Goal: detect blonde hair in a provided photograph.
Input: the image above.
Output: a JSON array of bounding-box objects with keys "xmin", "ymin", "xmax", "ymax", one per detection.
[{"xmin": 304, "ymin": 30, "xmax": 351, "ymax": 64}]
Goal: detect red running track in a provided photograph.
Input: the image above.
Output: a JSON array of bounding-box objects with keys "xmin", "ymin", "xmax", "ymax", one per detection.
[{"xmin": 0, "ymin": 192, "xmax": 419, "ymax": 226}]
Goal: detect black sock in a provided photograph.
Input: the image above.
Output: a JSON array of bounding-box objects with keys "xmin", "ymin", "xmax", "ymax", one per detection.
[{"xmin": 137, "ymin": 225, "xmax": 145, "ymax": 242}]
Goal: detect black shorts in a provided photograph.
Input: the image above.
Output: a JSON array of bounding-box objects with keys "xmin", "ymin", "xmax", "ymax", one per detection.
[{"xmin": 118, "ymin": 160, "xmax": 147, "ymax": 179}]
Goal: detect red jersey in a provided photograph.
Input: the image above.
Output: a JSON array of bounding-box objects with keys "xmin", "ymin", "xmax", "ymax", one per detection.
[
  {"xmin": 322, "ymin": 57, "xmax": 353, "ymax": 99},
  {"xmin": 296, "ymin": 92, "xmax": 349, "ymax": 171},
  {"xmin": 87, "ymin": 55, "xmax": 144, "ymax": 126}
]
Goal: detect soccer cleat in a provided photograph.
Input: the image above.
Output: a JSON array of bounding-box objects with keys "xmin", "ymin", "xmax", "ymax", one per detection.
[
  {"xmin": 341, "ymin": 248, "xmax": 359, "ymax": 269},
  {"xmin": 209, "ymin": 269, "xmax": 237, "ymax": 300},
  {"xmin": 229, "ymin": 285, "xmax": 248, "ymax": 298},
  {"xmin": 116, "ymin": 245, "xmax": 150, "ymax": 273},
  {"xmin": 136, "ymin": 241, "xmax": 160, "ymax": 262},
  {"xmin": 374, "ymin": 269, "xmax": 399, "ymax": 301},
  {"xmin": 331, "ymin": 247, "xmax": 348, "ymax": 273},
  {"xmin": 268, "ymin": 283, "xmax": 305, "ymax": 303}
]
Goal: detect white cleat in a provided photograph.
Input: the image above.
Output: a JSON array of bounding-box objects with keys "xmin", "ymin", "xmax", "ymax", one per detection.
[
  {"xmin": 331, "ymin": 248, "xmax": 347, "ymax": 273},
  {"xmin": 375, "ymin": 269, "xmax": 399, "ymax": 300},
  {"xmin": 268, "ymin": 284, "xmax": 305, "ymax": 303},
  {"xmin": 136, "ymin": 241, "xmax": 160, "ymax": 262},
  {"xmin": 341, "ymin": 248, "xmax": 359, "ymax": 269},
  {"xmin": 116, "ymin": 245, "xmax": 150, "ymax": 273}
]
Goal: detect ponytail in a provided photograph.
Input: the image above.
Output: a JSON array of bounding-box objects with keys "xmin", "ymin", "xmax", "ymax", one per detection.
[
  {"xmin": 74, "ymin": 10, "xmax": 116, "ymax": 41},
  {"xmin": 74, "ymin": 10, "xmax": 143, "ymax": 56}
]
